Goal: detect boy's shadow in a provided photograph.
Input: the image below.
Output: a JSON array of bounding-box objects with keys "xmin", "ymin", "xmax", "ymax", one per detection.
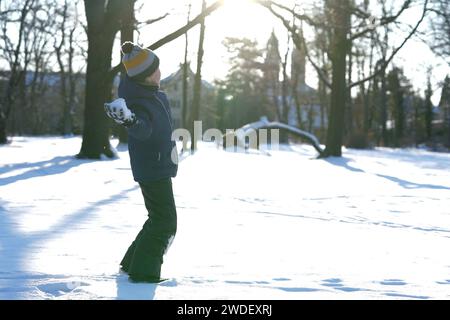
[{"xmin": 116, "ymin": 275, "xmax": 156, "ymax": 300}]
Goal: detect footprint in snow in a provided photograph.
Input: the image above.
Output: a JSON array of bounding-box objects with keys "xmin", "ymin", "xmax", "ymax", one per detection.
[
  {"xmin": 321, "ymin": 278, "xmax": 364, "ymax": 292},
  {"xmin": 380, "ymin": 279, "xmax": 407, "ymax": 286},
  {"xmin": 272, "ymin": 278, "xmax": 291, "ymax": 282},
  {"xmin": 321, "ymin": 278, "xmax": 343, "ymax": 287},
  {"xmin": 36, "ymin": 281, "xmax": 89, "ymax": 297}
]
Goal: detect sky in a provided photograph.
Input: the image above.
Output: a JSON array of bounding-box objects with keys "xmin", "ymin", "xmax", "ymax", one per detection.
[
  {"xmin": 113, "ymin": 0, "xmax": 280, "ymax": 83},
  {"xmin": 113, "ymin": 0, "xmax": 449, "ymax": 105},
  {"xmin": 1, "ymin": 0, "xmax": 448, "ymax": 104}
]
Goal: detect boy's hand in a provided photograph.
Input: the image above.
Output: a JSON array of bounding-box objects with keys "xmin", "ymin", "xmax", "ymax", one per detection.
[{"xmin": 104, "ymin": 98, "xmax": 137, "ymax": 127}]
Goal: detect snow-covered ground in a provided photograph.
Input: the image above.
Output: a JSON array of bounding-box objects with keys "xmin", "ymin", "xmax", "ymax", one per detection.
[{"xmin": 1, "ymin": 136, "xmax": 450, "ymax": 300}]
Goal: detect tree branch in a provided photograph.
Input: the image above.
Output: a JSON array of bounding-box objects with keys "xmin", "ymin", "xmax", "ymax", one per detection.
[
  {"xmin": 136, "ymin": 13, "xmax": 169, "ymax": 27},
  {"xmin": 108, "ymin": 0, "xmax": 224, "ymax": 79},
  {"xmin": 349, "ymin": 0, "xmax": 413, "ymax": 41},
  {"xmin": 148, "ymin": 0, "xmax": 222, "ymax": 51},
  {"xmin": 350, "ymin": 0, "xmax": 429, "ymax": 88},
  {"xmin": 259, "ymin": 2, "xmax": 332, "ymax": 88},
  {"xmin": 255, "ymin": 0, "xmax": 327, "ymax": 28}
]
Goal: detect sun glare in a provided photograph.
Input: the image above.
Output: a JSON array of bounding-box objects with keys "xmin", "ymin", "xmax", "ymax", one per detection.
[
  {"xmin": 210, "ymin": 0, "xmax": 270, "ymax": 39},
  {"xmin": 221, "ymin": 0, "xmax": 259, "ymax": 15},
  {"xmin": 200, "ymin": 0, "xmax": 283, "ymax": 80},
  {"xmin": 221, "ymin": 0, "xmax": 253, "ymax": 8}
]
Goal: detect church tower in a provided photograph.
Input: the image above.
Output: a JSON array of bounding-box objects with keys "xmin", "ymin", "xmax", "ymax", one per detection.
[{"xmin": 264, "ymin": 30, "xmax": 281, "ymax": 81}]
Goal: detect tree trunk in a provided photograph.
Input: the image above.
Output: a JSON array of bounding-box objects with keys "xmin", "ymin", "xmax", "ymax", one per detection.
[
  {"xmin": 425, "ymin": 76, "xmax": 433, "ymax": 142},
  {"xmin": 447, "ymin": 109, "xmax": 450, "ymax": 148},
  {"xmin": 440, "ymin": 76, "xmax": 450, "ymax": 148},
  {"xmin": 78, "ymin": 32, "xmax": 116, "ymax": 159},
  {"xmin": 182, "ymin": 63, "xmax": 189, "ymax": 130},
  {"xmin": 291, "ymin": 71, "xmax": 302, "ymax": 128},
  {"xmin": 190, "ymin": 0, "xmax": 206, "ymax": 152},
  {"xmin": 346, "ymin": 41, "xmax": 353, "ymax": 139},
  {"xmin": 78, "ymin": 0, "xmax": 126, "ymax": 159},
  {"xmin": 116, "ymin": 0, "xmax": 135, "ymax": 144},
  {"xmin": 0, "ymin": 115, "xmax": 7, "ymax": 144},
  {"xmin": 389, "ymin": 69, "xmax": 404, "ymax": 147},
  {"xmin": 379, "ymin": 27, "xmax": 389, "ymax": 147},
  {"xmin": 322, "ymin": 0, "xmax": 349, "ymax": 157},
  {"xmin": 0, "ymin": 0, "xmax": 34, "ymax": 144},
  {"xmin": 55, "ymin": 0, "xmax": 72, "ymax": 136},
  {"xmin": 67, "ymin": 26, "xmax": 77, "ymax": 136},
  {"xmin": 182, "ymin": 4, "xmax": 191, "ymax": 131},
  {"xmin": 364, "ymin": 36, "xmax": 375, "ymax": 138},
  {"xmin": 414, "ymin": 98, "xmax": 420, "ymax": 146},
  {"xmin": 318, "ymin": 67, "xmax": 328, "ymax": 141},
  {"xmin": 280, "ymin": 39, "xmax": 290, "ymax": 143},
  {"xmin": 380, "ymin": 66, "xmax": 388, "ymax": 146}
]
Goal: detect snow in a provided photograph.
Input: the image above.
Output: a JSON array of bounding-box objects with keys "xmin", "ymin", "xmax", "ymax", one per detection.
[{"xmin": 1, "ymin": 136, "xmax": 450, "ymax": 300}]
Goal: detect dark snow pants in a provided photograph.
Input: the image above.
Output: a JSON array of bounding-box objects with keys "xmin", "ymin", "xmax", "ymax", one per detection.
[{"xmin": 120, "ymin": 178, "xmax": 177, "ymax": 281}]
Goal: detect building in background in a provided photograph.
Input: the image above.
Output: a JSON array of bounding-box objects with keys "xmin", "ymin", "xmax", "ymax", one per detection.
[
  {"xmin": 263, "ymin": 31, "xmax": 325, "ymax": 135},
  {"xmin": 0, "ymin": 70, "xmax": 84, "ymax": 136},
  {"xmin": 289, "ymin": 45, "xmax": 324, "ymax": 132},
  {"xmin": 160, "ymin": 64, "xmax": 216, "ymax": 129}
]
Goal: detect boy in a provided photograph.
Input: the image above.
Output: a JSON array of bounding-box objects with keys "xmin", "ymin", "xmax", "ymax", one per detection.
[{"xmin": 104, "ymin": 42, "xmax": 178, "ymax": 283}]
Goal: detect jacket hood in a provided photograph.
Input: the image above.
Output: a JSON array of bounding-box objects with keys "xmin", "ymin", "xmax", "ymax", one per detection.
[{"xmin": 118, "ymin": 75, "xmax": 159, "ymax": 101}]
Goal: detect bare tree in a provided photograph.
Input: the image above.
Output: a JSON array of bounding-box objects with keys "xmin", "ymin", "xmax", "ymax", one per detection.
[
  {"xmin": 0, "ymin": 0, "xmax": 59, "ymax": 136},
  {"xmin": 0, "ymin": 0, "xmax": 35, "ymax": 143},
  {"xmin": 424, "ymin": 68, "xmax": 433, "ymax": 141},
  {"xmin": 108, "ymin": 0, "xmax": 224, "ymax": 78},
  {"xmin": 190, "ymin": 0, "xmax": 207, "ymax": 152},
  {"xmin": 429, "ymin": 0, "xmax": 450, "ymax": 60},
  {"xmin": 76, "ymin": 0, "xmax": 141, "ymax": 158},
  {"xmin": 26, "ymin": 1, "xmax": 55, "ymax": 133},
  {"xmin": 280, "ymin": 31, "xmax": 291, "ymax": 143},
  {"xmin": 257, "ymin": 0, "xmax": 429, "ymax": 157},
  {"xmin": 116, "ymin": 0, "xmax": 136, "ymax": 144},
  {"xmin": 54, "ymin": 0, "xmax": 82, "ymax": 136},
  {"xmin": 182, "ymin": 3, "xmax": 192, "ymax": 131},
  {"xmin": 324, "ymin": 0, "xmax": 351, "ymax": 156},
  {"xmin": 439, "ymin": 76, "xmax": 450, "ymax": 147},
  {"xmin": 77, "ymin": 0, "xmax": 223, "ymax": 159},
  {"xmin": 311, "ymin": 12, "xmax": 331, "ymax": 139}
]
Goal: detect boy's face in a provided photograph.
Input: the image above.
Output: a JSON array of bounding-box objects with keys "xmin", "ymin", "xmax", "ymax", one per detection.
[{"xmin": 145, "ymin": 68, "xmax": 161, "ymax": 86}]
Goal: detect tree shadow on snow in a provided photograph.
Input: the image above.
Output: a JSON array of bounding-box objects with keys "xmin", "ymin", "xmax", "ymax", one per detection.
[
  {"xmin": 0, "ymin": 156, "xmax": 94, "ymax": 186},
  {"xmin": 324, "ymin": 157, "xmax": 450, "ymax": 190},
  {"xmin": 374, "ymin": 174, "xmax": 450, "ymax": 190},
  {"xmin": 0, "ymin": 186, "xmax": 139, "ymax": 299},
  {"xmin": 323, "ymin": 157, "xmax": 365, "ymax": 173},
  {"xmin": 360, "ymin": 148, "xmax": 450, "ymax": 171}
]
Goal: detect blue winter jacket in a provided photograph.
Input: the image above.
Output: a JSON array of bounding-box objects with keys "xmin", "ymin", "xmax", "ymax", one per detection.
[{"xmin": 118, "ymin": 75, "xmax": 178, "ymax": 183}]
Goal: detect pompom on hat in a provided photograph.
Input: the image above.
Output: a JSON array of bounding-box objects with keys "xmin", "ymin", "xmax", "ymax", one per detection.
[{"xmin": 121, "ymin": 42, "xmax": 160, "ymax": 81}]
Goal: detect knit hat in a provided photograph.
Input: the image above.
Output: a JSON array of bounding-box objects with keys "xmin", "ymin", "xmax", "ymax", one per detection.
[{"xmin": 121, "ymin": 42, "xmax": 160, "ymax": 81}]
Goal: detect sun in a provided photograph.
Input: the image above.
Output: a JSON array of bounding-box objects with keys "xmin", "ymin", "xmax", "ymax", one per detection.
[
  {"xmin": 221, "ymin": 0, "xmax": 252, "ymax": 6},
  {"xmin": 221, "ymin": 0, "xmax": 257, "ymax": 12},
  {"xmin": 208, "ymin": 0, "xmax": 269, "ymax": 39}
]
